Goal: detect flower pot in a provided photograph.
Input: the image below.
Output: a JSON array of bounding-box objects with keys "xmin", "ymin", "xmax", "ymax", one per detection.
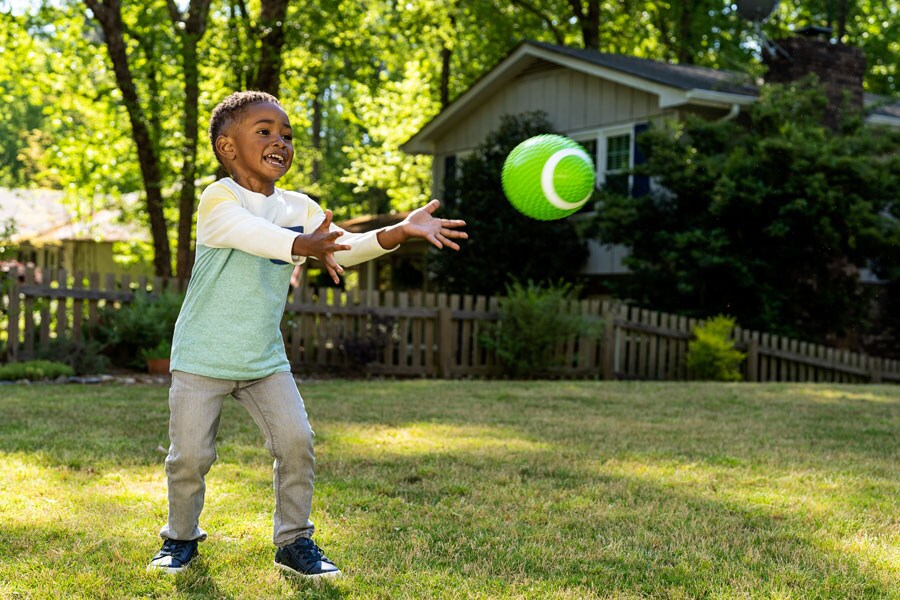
[{"xmin": 146, "ymin": 358, "xmax": 171, "ymax": 375}]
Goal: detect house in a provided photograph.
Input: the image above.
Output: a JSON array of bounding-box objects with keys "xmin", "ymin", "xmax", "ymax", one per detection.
[
  {"xmin": 0, "ymin": 188, "xmax": 153, "ymax": 278},
  {"xmin": 401, "ymin": 38, "xmax": 900, "ymax": 279}
]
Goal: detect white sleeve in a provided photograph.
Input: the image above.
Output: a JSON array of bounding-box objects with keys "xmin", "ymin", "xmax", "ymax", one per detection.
[
  {"xmin": 292, "ymin": 199, "xmax": 399, "ymax": 268},
  {"xmin": 197, "ymin": 187, "xmax": 301, "ymax": 264},
  {"xmin": 197, "ymin": 184, "xmax": 398, "ymax": 266}
]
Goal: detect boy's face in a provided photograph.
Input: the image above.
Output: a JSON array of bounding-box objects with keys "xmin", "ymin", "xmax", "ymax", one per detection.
[{"xmin": 216, "ymin": 101, "xmax": 293, "ymax": 192}]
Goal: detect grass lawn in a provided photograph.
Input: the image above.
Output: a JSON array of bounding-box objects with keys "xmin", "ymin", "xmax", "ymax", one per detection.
[{"xmin": 0, "ymin": 380, "xmax": 898, "ymax": 599}]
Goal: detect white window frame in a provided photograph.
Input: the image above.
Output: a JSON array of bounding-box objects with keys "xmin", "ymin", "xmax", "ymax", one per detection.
[{"xmin": 571, "ymin": 123, "xmax": 637, "ymax": 194}]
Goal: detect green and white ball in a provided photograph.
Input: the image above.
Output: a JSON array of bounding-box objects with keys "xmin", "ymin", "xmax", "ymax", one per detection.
[{"xmin": 501, "ymin": 134, "xmax": 595, "ymax": 221}]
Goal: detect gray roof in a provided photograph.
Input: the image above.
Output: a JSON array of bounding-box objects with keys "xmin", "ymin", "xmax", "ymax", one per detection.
[
  {"xmin": 527, "ymin": 40, "xmax": 760, "ymax": 97},
  {"xmin": 865, "ymin": 93, "xmax": 900, "ymax": 119},
  {"xmin": 529, "ymin": 40, "xmax": 900, "ymax": 120}
]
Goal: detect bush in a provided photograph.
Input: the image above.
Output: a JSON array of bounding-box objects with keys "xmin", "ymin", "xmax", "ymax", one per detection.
[
  {"xmin": 0, "ymin": 360, "xmax": 74, "ymax": 381},
  {"xmin": 686, "ymin": 315, "xmax": 745, "ymax": 381},
  {"xmin": 35, "ymin": 337, "xmax": 110, "ymax": 375},
  {"xmin": 139, "ymin": 338, "xmax": 171, "ymax": 362},
  {"xmin": 94, "ymin": 289, "xmax": 184, "ymax": 369},
  {"xmin": 481, "ymin": 280, "xmax": 600, "ymax": 378}
]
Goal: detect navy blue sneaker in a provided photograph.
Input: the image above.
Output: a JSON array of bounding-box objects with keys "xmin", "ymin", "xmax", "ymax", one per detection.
[
  {"xmin": 147, "ymin": 538, "xmax": 199, "ymax": 574},
  {"xmin": 275, "ymin": 537, "xmax": 342, "ymax": 578}
]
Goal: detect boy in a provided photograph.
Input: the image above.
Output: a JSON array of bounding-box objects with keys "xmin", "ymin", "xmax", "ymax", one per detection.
[{"xmin": 148, "ymin": 91, "xmax": 466, "ymax": 577}]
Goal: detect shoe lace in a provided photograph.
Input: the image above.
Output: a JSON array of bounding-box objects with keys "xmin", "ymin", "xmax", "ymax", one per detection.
[
  {"xmin": 159, "ymin": 539, "xmax": 188, "ymax": 558},
  {"xmin": 292, "ymin": 539, "xmax": 327, "ymax": 563}
]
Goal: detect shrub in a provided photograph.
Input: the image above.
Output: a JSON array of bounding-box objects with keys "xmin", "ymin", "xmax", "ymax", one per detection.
[
  {"xmin": 35, "ymin": 337, "xmax": 110, "ymax": 375},
  {"xmin": 139, "ymin": 338, "xmax": 171, "ymax": 362},
  {"xmin": 481, "ymin": 280, "xmax": 600, "ymax": 378},
  {"xmin": 94, "ymin": 289, "xmax": 184, "ymax": 369},
  {"xmin": 686, "ymin": 315, "xmax": 746, "ymax": 381},
  {"xmin": 339, "ymin": 313, "xmax": 395, "ymax": 372},
  {"xmin": 0, "ymin": 360, "xmax": 74, "ymax": 381}
]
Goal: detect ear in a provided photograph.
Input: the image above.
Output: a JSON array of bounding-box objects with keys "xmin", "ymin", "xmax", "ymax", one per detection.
[{"xmin": 215, "ymin": 135, "xmax": 236, "ymax": 161}]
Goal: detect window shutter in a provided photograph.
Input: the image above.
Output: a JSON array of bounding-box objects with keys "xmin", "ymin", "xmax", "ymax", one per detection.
[{"xmin": 632, "ymin": 123, "xmax": 650, "ymax": 197}]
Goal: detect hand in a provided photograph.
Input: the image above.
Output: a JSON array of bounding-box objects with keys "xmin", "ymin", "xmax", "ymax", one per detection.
[
  {"xmin": 293, "ymin": 210, "xmax": 351, "ymax": 284},
  {"xmin": 402, "ymin": 200, "xmax": 467, "ymax": 250}
]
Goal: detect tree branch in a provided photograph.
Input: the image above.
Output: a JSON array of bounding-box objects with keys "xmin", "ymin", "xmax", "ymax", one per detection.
[{"xmin": 510, "ymin": 0, "xmax": 565, "ymax": 45}]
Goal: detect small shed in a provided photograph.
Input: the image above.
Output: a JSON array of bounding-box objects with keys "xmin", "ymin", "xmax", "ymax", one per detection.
[{"xmin": 0, "ymin": 188, "xmax": 153, "ymax": 277}]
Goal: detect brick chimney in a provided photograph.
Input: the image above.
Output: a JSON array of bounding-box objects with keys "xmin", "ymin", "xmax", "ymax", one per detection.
[{"xmin": 763, "ymin": 27, "xmax": 866, "ymax": 129}]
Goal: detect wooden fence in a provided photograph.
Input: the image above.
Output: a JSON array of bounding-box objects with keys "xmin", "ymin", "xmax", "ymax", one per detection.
[{"xmin": 2, "ymin": 267, "xmax": 898, "ymax": 383}]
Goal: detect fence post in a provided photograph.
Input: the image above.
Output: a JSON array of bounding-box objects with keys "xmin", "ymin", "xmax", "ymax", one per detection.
[
  {"xmin": 6, "ymin": 275, "xmax": 20, "ymax": 361},
  {"xmin": 746, "ymin": 339, "xmax": 759, "ymax": 383},
  {"xmin": 438, "ymin": 306, "xmax": 453, "ymax": 379},
  {"xmin": 869, "ymin": 356, "xmax": 883, "ymax": 384},
  {"xmin": 600, "ymin": 311, "xmax": 616, "ymax": 380}
]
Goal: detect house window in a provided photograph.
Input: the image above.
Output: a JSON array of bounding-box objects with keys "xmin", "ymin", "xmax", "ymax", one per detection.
[
  {"xmin": 603, "ymin": 133, "xmax": 631, "ymax": 195},
  {"xmin": 572, "ymin": 123, "xmax": 645, "ymax": 213}
]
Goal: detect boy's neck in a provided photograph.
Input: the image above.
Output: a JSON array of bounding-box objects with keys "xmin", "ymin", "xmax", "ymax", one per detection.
[{"xmin": 230, "ymin": 174, "xmax": 277, "ymax": 196}]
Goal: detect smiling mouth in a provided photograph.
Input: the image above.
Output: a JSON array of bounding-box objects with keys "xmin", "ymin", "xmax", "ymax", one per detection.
[{"xmin": 264, "ymin": 153, "xmax": 286, "ymax": 167}]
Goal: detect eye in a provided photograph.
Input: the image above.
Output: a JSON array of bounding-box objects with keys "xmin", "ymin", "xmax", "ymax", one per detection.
[
  {"xmin": 283, "ymin": 134, "xmax": 293, "ymax": 141},
  {"xmin": 257, "ymin": 129, "xmax": 270, "ymax": 136}
]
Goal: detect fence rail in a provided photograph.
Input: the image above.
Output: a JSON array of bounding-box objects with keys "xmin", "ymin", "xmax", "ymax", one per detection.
[{"xmin": 2, "ymin": 267, "xmax": 898, "ymax": 383}]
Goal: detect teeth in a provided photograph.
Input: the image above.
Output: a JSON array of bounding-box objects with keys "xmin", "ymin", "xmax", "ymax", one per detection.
[{"xmin": 265, "ymin": 154, "xmax": 284, "ymax": 165}]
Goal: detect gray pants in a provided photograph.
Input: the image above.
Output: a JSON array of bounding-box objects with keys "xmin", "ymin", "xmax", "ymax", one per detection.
[{"xmin": 159, "ymin": 370, "xmax": 315, "ymax": 547}]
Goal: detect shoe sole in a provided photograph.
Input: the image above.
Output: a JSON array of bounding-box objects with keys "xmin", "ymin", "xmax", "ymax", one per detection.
[
  {"xmin": 147, "ymin": 563, "xmax": 188, "ymax": 575},
  {"xmin": 274, "ymin": 561, "xmax": 342, "ymax": 579}
]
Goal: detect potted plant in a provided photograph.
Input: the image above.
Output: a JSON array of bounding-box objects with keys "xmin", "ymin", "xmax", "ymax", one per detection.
[{"xmin": 141, "ymin": 339, "xmax": 172, "ymax": 375}]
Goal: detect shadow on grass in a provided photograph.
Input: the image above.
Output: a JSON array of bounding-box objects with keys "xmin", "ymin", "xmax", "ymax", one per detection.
[
  {"xmin": 278, "ymin": 572, "xmax": 345, "ymax": 598},
  {"xmin": 1, "ymin": 382, "xmax": 898, "ymax": 596}
]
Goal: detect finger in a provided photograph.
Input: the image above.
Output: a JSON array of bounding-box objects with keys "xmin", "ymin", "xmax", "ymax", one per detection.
[
  {"xmin": 329, "ymin": 243, "xmax": 352, "ymax": 252},
  {"xmin": 319, "ymin": 210, "xmax": 334, "ymax": 231},
  {"xmin": 422, "ymin": 199, "xmax": 441, "ymax": 214},
  {"xmin": 326, "ymin": 259, "xmax": 344, "ymax": 284},
  {"xmin": 437, "ymin": 233, "xmax": 460, "ymax": 251},
  {"xmin": 442, "ymin": 229, "xmax": 468, "ymax": 239},
  {"xmin": 327, "ymin": 265, "xmax": 341, "ymax": 284}
]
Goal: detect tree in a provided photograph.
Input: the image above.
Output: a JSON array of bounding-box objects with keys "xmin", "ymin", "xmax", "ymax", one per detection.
[
  {"xmin": 428, "ymin": 111, "xmax": 588, "ymax": 296},
  {"xmin": 593, "ymin": 78, "xmax": 900, "ymax": 349},
  {"xmin": 83, "ymin": 0, "xmax": 175, "ymax": 277}
]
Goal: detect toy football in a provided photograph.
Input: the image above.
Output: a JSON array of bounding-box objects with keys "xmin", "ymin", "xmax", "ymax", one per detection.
[{"xmin": 501, "ymin": 134, "xmax": 595, "ymax": 220}]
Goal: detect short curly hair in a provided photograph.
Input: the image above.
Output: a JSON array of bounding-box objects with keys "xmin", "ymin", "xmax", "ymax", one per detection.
[{"xmin": 209, "ymin": 91, "xmax": 281, "ymax": 167}]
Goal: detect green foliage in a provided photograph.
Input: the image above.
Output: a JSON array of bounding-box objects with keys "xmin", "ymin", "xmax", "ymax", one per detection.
[
  {"xmin": 429, "ymin": 111, "xmax": 589, "ymax": 295},
  {"xmin": 481, "ymin": 280, "xmax": 598, "ymax": 378},
  {"xmin": 138, "ymin": 338, "xmax": 171, "ymax": 362},
  {"xmin": 594, "ymin": 78, "xmax": 900, "ymax": 345},
  {"xmin": 34, "ymin": 337, "xmax": 110, "ymax": 376},
  {"xmin": 0, "ymin": 218, "xmax": 16, "ymax": 261},
  {"xmin": 95, "ymin": 289, "xmax": 183, "ymax": 369},
  {"xmin": 686, "ymin": 315, "xmax": 746, "ymax": 382},
  {"xmin": 0, "ymin": 359, "xmax": 74, "ymax": 381}
]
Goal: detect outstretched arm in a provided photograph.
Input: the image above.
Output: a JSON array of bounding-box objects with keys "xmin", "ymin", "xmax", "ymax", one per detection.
[{"xmin": 376, "ymin": 200, "xmax": 467, "ymax": 251}]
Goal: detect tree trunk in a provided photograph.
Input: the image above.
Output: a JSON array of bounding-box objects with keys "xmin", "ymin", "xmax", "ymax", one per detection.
[
  {"xmin": 836, "ymin": 0, "xmax": 849, "ymax": 41},
  {"xmin": 85, "ymin": 0, "xmax": 172, "ymax": 277},
  {"xmin": 568, "ymin": 0, "xmax": 600, "ymax": 50},
  {"xmin": 311, "ymin": 87, "xmax": 322, "ymax": 183},
  {"xmin": 254, "ymin": 0, "xmax": 289, "ymax": 94},
  {"xmin": 168, "ymin": 0, "xmax": 213, "ymax": 280},
  {"xmin": 440, "ymin": 39, "xmax": 452, "ymax": 108},
  {"xmin": 678, "ymin": 0, "xmax": 694, "ymax": 64}
]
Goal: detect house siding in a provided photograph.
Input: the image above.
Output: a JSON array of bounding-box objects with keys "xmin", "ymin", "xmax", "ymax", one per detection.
[{"xmin": 436, "ymin": 65, "xmax": 661, "ymax": 155}]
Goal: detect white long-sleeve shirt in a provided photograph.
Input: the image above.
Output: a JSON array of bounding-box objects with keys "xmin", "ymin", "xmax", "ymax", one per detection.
[{"xmin": 170, "ymin": 177, "xmax": 395, "ymax": 379}]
